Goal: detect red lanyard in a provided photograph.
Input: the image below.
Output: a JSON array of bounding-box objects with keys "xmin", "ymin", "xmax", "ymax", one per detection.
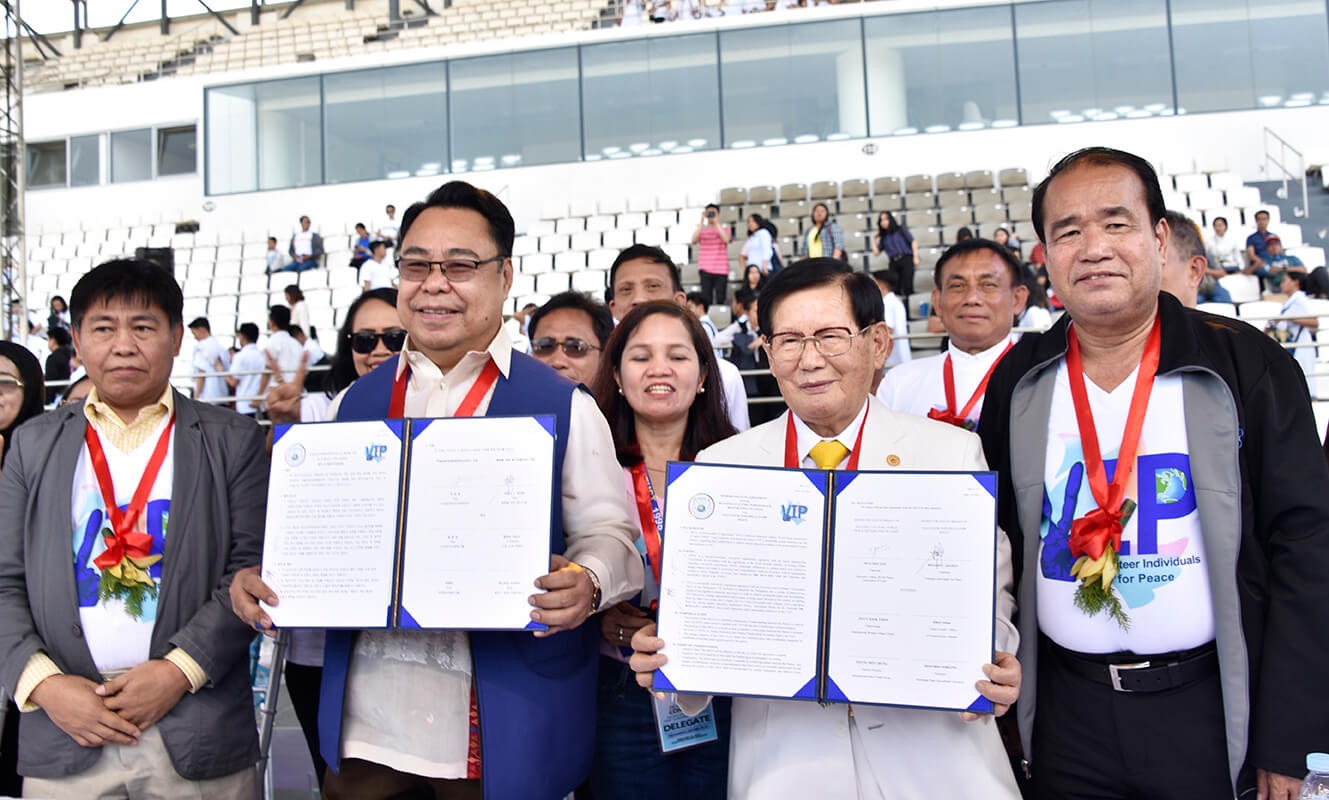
[
  {"xmin": 85, "ymin": 416, "xmax": 175, "ymax": 570},
  {"xmin": 927, "ymin": 342, "xmax": 1013, "ymax": 429},
  {"xmin": 389, "ymin": 358, "xmax": 501, "ymax": 419},
  {"xmin": 1065, "ymin": 316, "xmax": 1162, "ymax": 562},
  {"xmin": 629, "ymin": 462, "xmax": 664, "ymax": 607},
  {"xmin": 782, "ymin": 404, "xmax": 869, "ymax": 470}
]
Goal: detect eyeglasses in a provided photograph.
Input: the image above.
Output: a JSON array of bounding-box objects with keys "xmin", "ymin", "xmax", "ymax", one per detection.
[
  {"xmin": 765, "ymin": 326, "xmax": 872, "ymax": 362},
  {"xmin": 396, "ymin": 255, "xmax": 506, "ymax": 283},
  {"xmin": 0, "ymin": 376, "xmax": 23, "ymax": 392},
  {"xmin": 531, "ymin": 337, "xmax": 601, "ymax": 359},
  {"xmin": 349, "ymin": 329, "xmax": 407, "ymax": 354}
]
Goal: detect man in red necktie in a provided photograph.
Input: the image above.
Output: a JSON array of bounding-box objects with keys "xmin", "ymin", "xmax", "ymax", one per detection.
[{"xmin": 978, "ymin": 147, "xmax": 1329, "ymax": 800}]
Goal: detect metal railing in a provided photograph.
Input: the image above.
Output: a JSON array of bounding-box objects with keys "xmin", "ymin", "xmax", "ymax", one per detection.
[{"xmin": 1263, "ymin": 126, "xmax": 1309, "ymax": 219}]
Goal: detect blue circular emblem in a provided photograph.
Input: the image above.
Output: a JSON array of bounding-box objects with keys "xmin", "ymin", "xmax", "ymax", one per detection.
[
  {"xmin": 285, "ymin": 443, "xmax": 307, "ymax": 467},
  {"xmin": 689, "ymin": 493, "xmax": 715, "ymax": 520}
]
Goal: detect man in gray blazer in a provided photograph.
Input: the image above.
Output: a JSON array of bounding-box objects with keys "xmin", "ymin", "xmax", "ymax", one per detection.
[{"xmin": 0, "ymin": 258, "xmax": 264, "ymax": 798}]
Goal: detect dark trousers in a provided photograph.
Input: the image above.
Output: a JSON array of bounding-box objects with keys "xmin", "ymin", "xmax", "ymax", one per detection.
[
  {"xmin": 1031, "ymin": 638, "xmax": 1238, "ymax": 800},
  {"xmin": 323, "ymin": 758, "xmax": 482, "ymax": 800},
  {"xmin": 0, "ymin": 699, "xmax": 20, "ymax": 797},
  {"xmin": 284, "ymin": 662, "xmax": 326, "ymax": 788},
  {"xmin": 890, "ymin": 253, "xmax": 915, "ymax": 299},
  {"xmin": 699, "ymin": 272, "xmax": 727, "ymax": 307},
  {"xmin": 590, "ymin": 657, "xmax": 730, "ymax": 799}
]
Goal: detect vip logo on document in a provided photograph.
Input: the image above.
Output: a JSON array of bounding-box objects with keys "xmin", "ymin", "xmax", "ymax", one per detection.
[
  {"xmin": 780, "ymin": 503, "xmax": 808, "ymax": 525},
  {"xmin": 364, "ymin": 444, "xmax": 389, "ymax": 463},
  {"xmin": 284, "ymin": 444, "xmax": 307, "ymax": 468}
]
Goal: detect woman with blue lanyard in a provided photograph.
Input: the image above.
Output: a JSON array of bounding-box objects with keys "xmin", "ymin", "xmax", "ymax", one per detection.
[{"xmin": 590, "ymin": 300, "xmax": 737, "ymax": 798}]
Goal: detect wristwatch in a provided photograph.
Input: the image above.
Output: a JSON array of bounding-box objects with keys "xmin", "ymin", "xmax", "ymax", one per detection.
[{"xmin": 582, "ymin": 564, "xmax": 602, "ymax": 613}]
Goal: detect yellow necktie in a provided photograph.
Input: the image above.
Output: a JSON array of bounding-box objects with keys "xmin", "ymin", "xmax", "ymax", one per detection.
[{"xmin": 809, "ymin": 440, "xmax": 850, "ymax": 470}]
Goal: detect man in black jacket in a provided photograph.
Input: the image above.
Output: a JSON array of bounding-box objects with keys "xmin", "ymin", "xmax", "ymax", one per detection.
[{"xmin": 977, "ymin": 147, "xmax": 1329, "ymax": 800}]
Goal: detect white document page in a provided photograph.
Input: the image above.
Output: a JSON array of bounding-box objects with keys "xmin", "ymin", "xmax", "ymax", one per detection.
[
  {"xmin": 262, "ymin": 420, "xmax": 403, "ymax": 628},
  {"xmin": 655, "ymin": 463, "xmax": 827, "ymax": 700},
  {"xmin": 827, "ymin": 471, "xmax": 996, "ymax": 711},
  {"xmin": 398, "ymin": 415, "xmax": 554, "ymax": 630}
]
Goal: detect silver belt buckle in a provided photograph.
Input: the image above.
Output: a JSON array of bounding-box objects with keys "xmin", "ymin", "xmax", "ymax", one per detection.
[{"xmin": 1108, "ymin": 660, "xmax": 1151, "ymax": 692}]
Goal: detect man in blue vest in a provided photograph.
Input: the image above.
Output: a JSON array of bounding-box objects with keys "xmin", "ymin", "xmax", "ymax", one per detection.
[{"xmin": 233, "ymin": 181, "xmax": 643, "ymax": 799}]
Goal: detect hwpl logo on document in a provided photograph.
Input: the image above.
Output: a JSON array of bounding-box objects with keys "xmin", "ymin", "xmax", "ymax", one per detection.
[
  {"xmin": 780, "ymin": 503, "xmax": 808, "ymax": 524},
  {"xmin": 365, "ymin": 444, "xmax": 389, "ymax": 463}
]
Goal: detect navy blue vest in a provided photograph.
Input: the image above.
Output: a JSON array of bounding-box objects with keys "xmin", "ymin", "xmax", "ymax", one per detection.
[{"xmin": 318, "ymin": 352, "xmax": 599, "ymax": 800}]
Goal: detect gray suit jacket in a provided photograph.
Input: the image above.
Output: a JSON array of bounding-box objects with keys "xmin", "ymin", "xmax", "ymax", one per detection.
[{"xmin": 0, "ymin": 392, "xmax": 265, "ymax": 780}]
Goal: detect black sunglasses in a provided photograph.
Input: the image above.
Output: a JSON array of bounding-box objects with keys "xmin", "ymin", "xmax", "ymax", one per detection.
[
  {"xmin": 349, "ymin": 329, "xmax": 407, "ymax": 354},
  {"xmin": 531, "ymin": 337, "xmax": 600, "ymax": 358}
]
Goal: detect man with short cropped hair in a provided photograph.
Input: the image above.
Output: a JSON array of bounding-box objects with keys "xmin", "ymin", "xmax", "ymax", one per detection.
[
  {"xmin": 227, "ymin": 323, "xmax": 265, "ymax": 417},
  {"xmin": 188, "ymin": 317, "xmax": 230, "ymax": 403},
  {"xmin": 630, "ymin": 258, "xmax": 1022, "ymax": 799},
  {"xmin": 1159, "ymin": 210, "xmax": 1231, "ymax": 307},
  {"xmin": 877, "ymin": 239, "xmax": 1027, "ymax": 428},
  {"xmin": 979, "ymin": 146, "xmax": 1329, "ymax": 800},
  {"xmin": 230, "ymin": 181, "xmax": 643, "ymax": 800},
  {"xmin": 527, "ymin": 291, "xmax": 613, "ymax": 387},
  {"xmin": 608, "ymin": 244, "xmax": 751, "ymax": 432},
  {"xmin": 0, "ymin": 258, "xmax": 265, "ymax": 798},
  {"xmin": 265, "ymin": 305, "xmax": 304, "ymax": 385}
]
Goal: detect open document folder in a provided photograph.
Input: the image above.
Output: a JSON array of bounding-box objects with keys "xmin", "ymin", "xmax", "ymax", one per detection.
[
  {"xmin": 261, "ymin": 416, "xmax": 555, "ymax": 631},
  {"xmin": 653, "ymin": 462, "xmax": 997, "ymax": 713}
]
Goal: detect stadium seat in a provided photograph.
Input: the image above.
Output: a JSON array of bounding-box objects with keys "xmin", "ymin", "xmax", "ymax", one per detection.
[
  {"xmin": 872, "ymin": 176, "xmax": 902, "ymax": 196},
  {"xmin": 1219, "ymin": 274, "xmax": 1260, "ymax": 304}
]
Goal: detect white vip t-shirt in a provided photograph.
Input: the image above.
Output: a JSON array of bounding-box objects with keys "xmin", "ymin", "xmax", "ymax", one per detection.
[
  {"xmin": 71, "ymin": 421, "xmax": 174, "ymax": 673},
  {"xmin": 1038, "ymin": 363, "xmax": 1214, "ymax": 654}
]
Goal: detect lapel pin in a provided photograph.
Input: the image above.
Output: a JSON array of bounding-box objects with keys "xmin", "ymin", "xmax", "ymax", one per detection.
[{"xmin": 886, "ymin": 454, "xmax": 901, "ymax": 466}]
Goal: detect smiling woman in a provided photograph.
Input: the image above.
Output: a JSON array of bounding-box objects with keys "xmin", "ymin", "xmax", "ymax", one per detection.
[{"xmin": 587, "ymin": 300, "xmax": 736, "ymax": 798}]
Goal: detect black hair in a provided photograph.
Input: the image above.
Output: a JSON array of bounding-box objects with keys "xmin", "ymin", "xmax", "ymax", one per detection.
[
  {"xmin": 355, "ymin": 222, "xmax": 367, "ymax": 230},
  {"xmin": 811, "ymin": 202, "xmax": 831, "ymax": 227},
  {"xmin": 744, "ymin": 264, "xmax": 767, "ymax": 291},
  {"xmin": 705, "ymin": 203, "xmax": 720, "ymax": 211},
  {"xmin": 1164, "ymin": 210, "xmax": 1205, "ymax": 262},
  {"xmin": 609, "ymin": 244, "xmax": 683, "ymax": 295},
  {"xmin": 1284, "ymin": 269, "xmax": 1308, "ymax": 289},
  {"xmin": 685, "ymin": 291, "xmax": 708, "ymax": 308},
  {"xmin": 70, "ymin": 258, "xmax": 183, "ymax": 331},
  {"xmin": 289, "ymin": 325, "xmax": 305, "ymax": 339},
  {"xmin": 934, "ymin": 238, "xmax": 1023, "ymax": 288},
  {"xmin": 0, "ymin": 341, "xmax": 43, "ymax": 457},
  {"xmin": 398, "ymin": 181, "xmax": 515, "ymax": 259},
  {"xmin": 1021, "ymin": 264, "xmax": 1051, "ymax": 311},
  {"xmin": 237, "ymin": 322, "xmax": 260, "ymax": 343},
  {"xmin": 328, "ymin": 288, "xmax": 399, "ymax": 395},
  {"xmin": 285, "ymin": 285, "xmax": 305, "ymax": 302},
  {"xmin": 269, "ymin": 305, "xmax": 292, "ymax": 330},
  {"xmin": 527, "ymin": 291, "xmax": 615, "ymax": 348},
  {"xmin": 734, "ymin": 287, "xmax": 757, "ymax": 310},
  {"xmin": 877, "ymin": 211, "xmax": 901, "ymax": 234},
  {"xmin": 48, "ymin": 326, "xmax": 72, "ymax": 348},
  {"xmin": 1212, "ymin": 216, "xmax": 1228, "ymax": 227},
  {"xmin": 871, "ymin": 269, "xmax": 896, "ymax": 291},
  {"xmin": 1032, "ymin": 146, "xmax": 1166, "ymax": 243},
  {"xmin": 591, "ymin": 301, "xmax": 737, "ymax": 468},
  {"xmin": 756, "ymin": 258, "xmax": 884, "ymax": 337},
  {"xmin": 49, "ymin": 296, "xmax": 67, "ymax": 312},
  {"xmin": 188, "ymin": 316, "xmax": 210, "ymax": 331},
  {"xmin": 1254, "ymin": 209, "xmax": 1270, "ymax": 220}
]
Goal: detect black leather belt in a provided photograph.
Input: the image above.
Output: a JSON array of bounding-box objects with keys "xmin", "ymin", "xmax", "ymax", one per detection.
[{"xmin": 1046, "ymin": 638, "xmax": 1219, "ymax": 693}]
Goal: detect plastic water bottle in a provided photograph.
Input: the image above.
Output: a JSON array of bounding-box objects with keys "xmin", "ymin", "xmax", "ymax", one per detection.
[{"xmin": 1300, "ymin": 753, "xmax": 1329, "ymax": 799}]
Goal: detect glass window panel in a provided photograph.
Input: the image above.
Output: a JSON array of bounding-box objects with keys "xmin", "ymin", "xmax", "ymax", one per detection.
[
  {"xmin": 1172, "ymin": 0, "xmax": 1329, "ymax": 113},
  {"xmin": 255, "ymin": 77, "xmax": 322, "ymax": 190},
  {"xmin": 206, "ymin": 84, "xmax": 259, "ymax": 194},
  {"xmin": 110, "ymin": 128, "xmax": 152, "ymax": 183},
  {"xmin": 581, "ymin": 33, "xmax": 721, "ymax": 159},
  {"xmin": 1015, "ymin": 0, "xmax": 1173, "ymax": 125},
  {"xmin": 449, "ymin": 49, "xmax": 580, "ymax": 172},
  {"xmin": 324, "ymin": 63, "xmax": 447, "ymax": 183},
  {"xmin": 865, "ymin": 7, "xmax": 1018, "ymax": 136},
  {"xmin": 69, "ymin": 135, "xmax": 99, "ymax": 187},
  {"xmin": 157, "ymin": 125, "xmax": 196, "ymax": 176},
  {"xmin": 26, "ymin": 140, "xmax": 65, "ymax": 188},
  {"xmin": 720, "ymin": 19, "xmax": 866, "ymax": 147}
]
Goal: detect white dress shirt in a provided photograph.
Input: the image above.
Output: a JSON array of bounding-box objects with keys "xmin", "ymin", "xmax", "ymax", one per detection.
[{"xmin": 877, "ymin": 337, "xmax": 1013, "ymax": 425}]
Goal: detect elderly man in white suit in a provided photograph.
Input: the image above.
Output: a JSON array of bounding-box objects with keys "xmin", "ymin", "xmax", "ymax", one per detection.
[{"xmin": 630, "ymin": 258, "xmax": 1023, "ymax": 799}]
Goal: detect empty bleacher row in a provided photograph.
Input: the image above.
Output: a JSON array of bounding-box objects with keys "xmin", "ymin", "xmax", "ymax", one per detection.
[{"xmin": 24, "ymin": 0, "xmax": 606, "ymax": 94}]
